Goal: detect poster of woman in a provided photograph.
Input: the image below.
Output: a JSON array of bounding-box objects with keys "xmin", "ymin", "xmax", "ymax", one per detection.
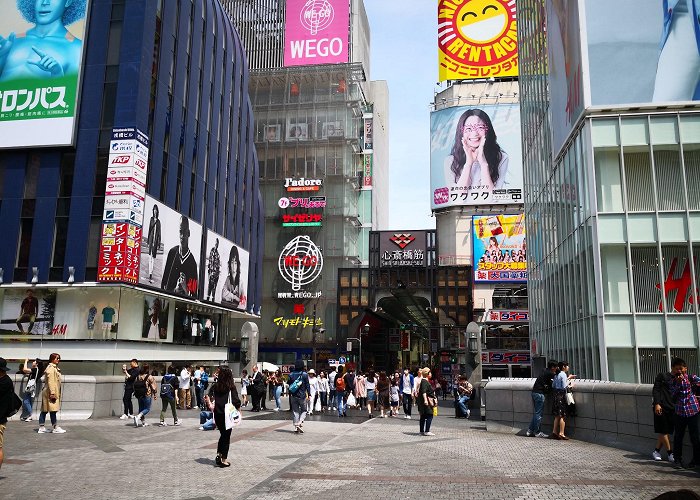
[
  {"xmin": 202, "ymin": 229, "xmax": 250, "ymax": 311},
  {"xmin": 430, "ymin": 104, "xmax": 523, "ymax": 210},
  {"xmin": 142, "ymin": 295, "xmax": 169, "ymax": 340}
]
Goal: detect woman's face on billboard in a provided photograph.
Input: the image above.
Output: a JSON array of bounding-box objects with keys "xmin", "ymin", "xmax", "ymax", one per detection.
[{"xmin": 462, "ymin": 115, "xmax": 488, "ymax": 148}]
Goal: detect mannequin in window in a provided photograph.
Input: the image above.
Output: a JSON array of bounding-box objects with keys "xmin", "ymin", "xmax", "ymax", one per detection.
[
  {"xmin": 87, "ymin": 304, "xmax": 97, "ymax": 339},
  {"xmin": 101, "ymin": 305, "xmax": 116, "ymax": 340}
]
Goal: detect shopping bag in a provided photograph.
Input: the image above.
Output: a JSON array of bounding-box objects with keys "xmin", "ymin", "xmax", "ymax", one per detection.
[
  {"xmin": 224, "ymin": 391, "xmax": 241, "ymax": 430},
  {"xmin": 432, "ymin": 405, "xmax": 438, "ymax": 417},
  {"xmin": 565, "ymin": 392, "xmax": 575, "ymax": 406},
  {"xmin": 346, "ymin": 393, "xmax": 356, "ymax": 407},
  {"xmin": 314, "ymin": 395, "xmax": 322, "ymax": 412}
]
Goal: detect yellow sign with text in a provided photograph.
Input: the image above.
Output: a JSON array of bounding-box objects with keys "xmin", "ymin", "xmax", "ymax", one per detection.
[{"xmin": 438, "ymin": 0, "xmax": 518, "ymax": 81}]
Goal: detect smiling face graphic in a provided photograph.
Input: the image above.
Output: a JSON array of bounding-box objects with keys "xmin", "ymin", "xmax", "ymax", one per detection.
[{"xmin": 456, "ymin": 0, "xmax": 508, "ymax": 44}]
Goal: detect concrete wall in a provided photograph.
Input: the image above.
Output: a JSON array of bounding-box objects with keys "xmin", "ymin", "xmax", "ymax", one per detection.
[{"xmin": 483, "ymin": 378, "xmax": 662, "ymax": 454}]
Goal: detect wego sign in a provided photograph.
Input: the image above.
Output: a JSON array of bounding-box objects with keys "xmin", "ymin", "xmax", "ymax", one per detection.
[
  {"xmin": 278, "ymin": 236, "xmax": 324, "ymax": 291},
  {"xmin": 284, "ymin": 0, "xmax": 349, "ymax": 67}
]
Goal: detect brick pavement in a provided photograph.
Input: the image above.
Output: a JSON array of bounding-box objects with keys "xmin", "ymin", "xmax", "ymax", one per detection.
[{"xmin": 0, "ymin": 405, "xmax": 697, "ymax": 500}]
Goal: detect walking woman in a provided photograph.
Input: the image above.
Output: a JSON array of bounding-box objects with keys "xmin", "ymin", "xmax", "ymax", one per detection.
[
  {"xmin": 307, "ymin": 369, "xmax": 319, "ymax": 415},
  {"xmin": 272, "ymin": 370, "xmax": 283, "ymax": 412},
  {"xmin": 551, "ymin": 361, "xmax": 575, "ymax": 440},
  {"xmin": 417, "ymin": 367, "xmax": 437, "ymax": 436},
  {"xmin": 318, "ymin": 371, "xmax": 330, "ymax": 412},
  {"xmin": 207, "ymin": 365, "xmax": 241, "ymax": 467},
  {"xmin": 355, "ymin": 371, "xmax": 367, "ymax": 411},
  {"xmin": 240, "ymin": 369, "xmax": 249, "ymax": 408},
  {"xmin": 365, "ymin": 370, "xmax": 377, "ymax": 419},
  {"xmin": 133, "ymin": 364, "xmax": 157, "ymax": 427},
  {"xmin": 288, "ymin": 360, "xmax": 310, "ymax": 433},
  {"xmin": 38, "ymin": 353, "xmax": 66, "ymax": 434},
  {"xmin": 377, "ymin": 371, "xmax": 391, "ymax": 418}
]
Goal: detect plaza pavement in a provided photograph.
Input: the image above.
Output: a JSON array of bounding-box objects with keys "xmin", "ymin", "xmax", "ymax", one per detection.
[{"xmin": 1, "ymin": 401, "xmax": 698, "ymax": 500}]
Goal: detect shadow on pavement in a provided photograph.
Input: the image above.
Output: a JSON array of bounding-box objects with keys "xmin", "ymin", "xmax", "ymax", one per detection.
[{"xmin": 194, "ymin": 457, "xmax": 217, "ymax": 466}]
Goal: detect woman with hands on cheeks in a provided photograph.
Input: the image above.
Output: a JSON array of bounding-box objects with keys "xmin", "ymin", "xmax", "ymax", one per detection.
[{"xmin": 444, "ymin": 109, "xmax": 509, "ymax": 199}]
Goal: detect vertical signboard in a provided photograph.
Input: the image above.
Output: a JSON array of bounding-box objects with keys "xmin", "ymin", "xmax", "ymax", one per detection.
[
  {"xmin": 363, "ymin": 114, "xmax": 373, "ymax": 152},
  {"xmin": 98, "ymin": 128, "xmax": 149, "ymax": 284},
  {"xmin": 437, "ymin": 0, "xmax": 518, "ymax": 81},
  {"xmin": 430, "ymin": 103, "xmax": 523, "ymax": 210},
  {"xmin": 472, "ymin": 214, "xmax": 527, "ymax": 283},
  {"xmin": 284, "ymin": 0, "xmax": 350, "ymax": 67},
  {"xmin": 0, "ymin": 0, "xmax": 90, "ymax": 148},
  {"xmin": 362, "ymin": 154, "xmax": 372, "ymax": 188}
]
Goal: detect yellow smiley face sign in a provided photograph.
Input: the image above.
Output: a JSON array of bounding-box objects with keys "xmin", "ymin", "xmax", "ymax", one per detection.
[{"xmin": 438, "ymin": 0, "xmax": 518, "ymax": 81}]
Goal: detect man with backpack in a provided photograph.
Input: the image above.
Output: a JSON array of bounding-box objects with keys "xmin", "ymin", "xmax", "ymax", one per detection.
[
  {"xmin": 159, "ymin": 365, "xmax": 181, "ymax": 426},
  {"xmin": 526, "ymin": 360, "xmax": 557, "ymax": 438},
  {"xmin": 288, "ymin": 360, "xmax": 310, "ymax": 433},
  {"xmin": 335, "ymin": 365, "xmax": 347, "ymax": 417},
  {"xmin": 133, "ymin": 365, "xmax": 157, "ymax": 427}
]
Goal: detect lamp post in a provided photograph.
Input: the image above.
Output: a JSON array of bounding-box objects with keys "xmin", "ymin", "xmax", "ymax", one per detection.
[{"xmin": 347, "ymin": 322, "xmax": 368, "ymax": 372}]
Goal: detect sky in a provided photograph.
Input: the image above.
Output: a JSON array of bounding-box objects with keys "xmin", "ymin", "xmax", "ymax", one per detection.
[{"xmin": 363, "ymin": 2, "xmax": 437, "ymax": 231}]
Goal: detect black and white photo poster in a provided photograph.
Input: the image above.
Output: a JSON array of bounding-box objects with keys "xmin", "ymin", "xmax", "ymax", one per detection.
[{"xmin": 203, "ymin": 230, "xmax": 250, "ymax": 311}]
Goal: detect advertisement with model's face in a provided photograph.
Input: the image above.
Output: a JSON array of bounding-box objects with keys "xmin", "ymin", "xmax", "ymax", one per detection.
[
  {"xmin": 139, "ymin": 195, "xmax": 202, "ymax": 298},
  {"xmin": 203, "ymin": 230, "xmax": 249, "ymax": 311},
  {"xmin": 142, "ymin": 295, "xmax": 169, "ymax": 340},
  {"xmin": 284, "ymin": 0, "xmax": 349, "ymax": 67},
  {"xmin": 585, "ymin": 0, "xmax": 700, "ymax": 106},
  {"xmin": 0, "ymin": 288, "xmax": 55, "ymax": 336},
  {"xmin": 430, "ymin": 103, "xmax": 523, "ymax": 210},
  {"xmin": 546, "ymin": 0, "xmax": 585, "ymax": 159},
  {"xmin": 473, "ymin": 214, "xmax": 527, "ymax": 283},
  {"xmin": 0, "ymin": 0, "xmax": 90, "ymax": 148}
]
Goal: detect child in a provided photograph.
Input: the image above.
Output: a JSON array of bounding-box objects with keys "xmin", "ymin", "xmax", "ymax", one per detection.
[{"xmin": 389, "ymin": 377, "xmax": 400, "ymax": 417}]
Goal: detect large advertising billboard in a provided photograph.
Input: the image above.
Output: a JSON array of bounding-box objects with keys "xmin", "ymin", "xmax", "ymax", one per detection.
[
  {"xmin": 0, "ymin": 0, "xmax": 89, "ymax": 148},
  {"xmin": 430, "ymin": 103, "xmax": 523, "ymax": 210},
  {"xmin": 378, "ymin": 231, "xmax": 427, "ymax": 268},
  {"xmin": 473, "ymin": 214, "xmax": 527, "ymax": 283},
  {"xmin": 438, "ymin": 0, "xmax": 518, "ymax": 81},
  {"xmin": 203, "ymin": 230, "xmax": 250, "ymax": 312},
  {"xmin": 138, "ymin": 195, "xmax": 203, "ymax": 298},
  {"xmin": 284, "ymin": 0, "xmax": 349, "ymax": 67}
]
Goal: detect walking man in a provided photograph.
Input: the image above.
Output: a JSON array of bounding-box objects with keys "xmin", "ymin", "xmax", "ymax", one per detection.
[
  {"xmin": 250, "ymin": 364, "xmax": 265, "ymax": 412},
  {"xmin": 526, "ymin": 360, "xmax": 557, "ymax": 438},
  {"xmin": 0, "ymin": 357, "xmax": 14, "ymax": 469},
  {"xmin": 670, "ymin": 357, "xmax": 700, "ymax": 469},
  {"xmin": 328, "ymin": 366, "xmax": 337, "ymax": 411},
  {"xmin": 456, "ymin": 375, "xmax": 473, "ymax": 419}
]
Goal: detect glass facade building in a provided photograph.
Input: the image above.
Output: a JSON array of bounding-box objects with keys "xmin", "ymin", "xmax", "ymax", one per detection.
[
  {"xmin": 519, "ymin": 0, "xmax": 700, "ymax": 382},
  {"xmin": 225, "ymin": 0, "xmax": 389, "ymax": 362},
  {"xmin": 0, "ymin": 0, "xmax": 263, "ymax": 372}
]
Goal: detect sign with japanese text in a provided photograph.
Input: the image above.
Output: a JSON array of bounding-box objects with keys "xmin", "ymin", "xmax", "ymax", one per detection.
[
  {"xmin": 438, "ymin": 0, "xmax": 518, "ymax": 82},
  {"xmin": 281, "ymin": 213, "xmax": 322, "ymax": 226},
  {"xmin": 378, "ymin": 231, "xmax": 427, "ymax": 268},
  {"xmin": 278, "ymin": 235, "xmax": 324, "ymax": 292},
  {"xmin": 363, "ymin": 154, "xmax": 372, "ymax": 188},
  {"xmin": 272, "ymin": 316, "xmax": 323, "ymax": 329},
  {"xmin": 278, "ymin": 196, "xmax": 326, "ymax": 209},
  {"xmin": 481, "ymin": 351, "xmax": 531, "ymax": 364},
  {"xmin": 430, "ymin": 103, "xmax": 523, "ymax": 209},
  {"xmin": 363, "ymin": 114, "xmax": 373, "ymax": 152},
  {"xmin": 473, "ymin": 214, "xmax": 527, "ymax": 283},
  {"xmin": 284, "ymin": 0, "xmax": 349, "ymax": 67},
  {"xmin": 0, "ymin": 0, "xmax": 91, "ymax": 148},
  {"xmin": 98, "ymin": 128, "xmax": 149, "ymax": 283},
  {"xmin": 485, "ymin": 310, "xmax": 529, "ymax": 323}
]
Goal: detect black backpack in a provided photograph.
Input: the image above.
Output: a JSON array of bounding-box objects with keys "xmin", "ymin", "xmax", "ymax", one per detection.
[
  {"xmin": 160, "ymin": 375, "xmax": 175, "ymax": 399},
  {"xmin": 133, "ymin": 375, "xmax": 148, "ymax": 398}
]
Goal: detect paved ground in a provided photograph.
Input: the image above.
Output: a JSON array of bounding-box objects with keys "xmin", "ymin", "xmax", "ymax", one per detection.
[{"xmin": 1, "ymin": 401, "xmax": 698, "ymax": 500}]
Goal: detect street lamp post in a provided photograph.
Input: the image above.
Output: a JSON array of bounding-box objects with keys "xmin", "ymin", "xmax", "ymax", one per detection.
[{"xmin": 347, "ymin": 322, "xmax": 369, "ymax": 372}]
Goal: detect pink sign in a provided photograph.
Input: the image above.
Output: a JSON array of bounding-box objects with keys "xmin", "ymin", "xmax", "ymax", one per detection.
[{"xmin": 284, "ymin": 0, "xmax": 349, "ymax": 67}]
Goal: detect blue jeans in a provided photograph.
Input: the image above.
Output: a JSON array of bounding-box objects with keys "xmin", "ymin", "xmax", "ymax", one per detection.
[
  {"xmin": 200, "ymin": 410, "xmax": 215, "ymax": 430},
  {"xmin": 329, "ymin": 389, "xmax": 336, "ymax": 407},
  {"xmin": 21, "ymin": 392, "xmax": 34, "ymax": 419},
  {"xmin": 138, "ymin": 396, "xmax": 152, "ymax": 418},
  {"xmin": 528, "ymin": 392, "xmax": 546, "ymax": 434},
  {"xmin": 336, "ymin": 391, "xmax": 345, "ymax": 416},
  {"xmin": 275, "ymin": 385, "xmax": 282, "ymax": 409},
  {"xmin": 420, "ymin": 414, "xmax": 433, "ymax": 433},
  {"xmin": 458, "ymin": 395, "xmax": 470, "ymax": 416}
]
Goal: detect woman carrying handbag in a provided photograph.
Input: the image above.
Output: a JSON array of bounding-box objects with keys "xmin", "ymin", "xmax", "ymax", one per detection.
[
  {"xmin": 207, "ymin": 366, "xmax": 240, "ymax": 467},
  {"xmin": 417, "ymin": 367, "xmax": 437, "ymax": 436}
]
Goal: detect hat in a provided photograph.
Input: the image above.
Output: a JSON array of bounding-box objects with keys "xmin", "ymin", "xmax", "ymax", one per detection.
[
  {"xmin": 0, "ymin": 357, "xmax": 7, "ymax": 372},
  {"xmin": 308, "ymin": 369, "xmax": 315, "ymax": 375}
]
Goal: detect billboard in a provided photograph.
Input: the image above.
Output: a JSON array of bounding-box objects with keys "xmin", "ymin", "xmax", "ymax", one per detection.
[
  {"xmin": 584, "ymin": 0, "xmax": 699, "ymax": 106},
  {"xmin": 138, "ymin": 195, "xmax": 203, "ymax": 298},
  {"xmin": 546, "ymin": 0, "xmax": 585, "ymax": 158},
  {"xmin": 203, "ymin": 230, "xmax": 249, "ymax": 311},
  {"xmin": 438, "ymin": 0, "xmax": 518, "ymax": 81},
  {"xmin": 284, "ymin": 0, "xmax": 349, "ymax": 67},
  {"xmin": 0, "ymin": 0, "xmax": 89, "ymax": 148},
  {"xmin": 473, "ymin": 214, "xmax": 527, "ymax": 283},
  {"xmin": 430, "ymin": 103, "xmax": 523, "ymax": 210},
  {"xmin": 0, "ymin": 288, "xmax": 55, "ymax": 336},
  {"xmin": 379, "ymin": 231, "xmax": 427, "ymax": 268}
]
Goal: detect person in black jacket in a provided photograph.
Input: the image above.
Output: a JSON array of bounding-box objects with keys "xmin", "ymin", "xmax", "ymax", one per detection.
[
  {"xmin": 288, "ymin": 360, "xmax": 310, "ymax": 434},
  {"xmin": 652, "ymin": 369, "xmax": 675, "ymax": 462},
  {"xmin": 0, "ymin": 357, "xmax": 14, "ymax": 470},
  {"xmin": 526, "ymin": 361, "xmax": 558, "ymax": 438},
  {"xmin": 120, "ymin": 359, "xmax": 139, "ymax": 419},
  {"xmin": 249, "ymin": 364, "xmax": 265, "ymax": 411},
  {"xmin": 207, "ymin": 365, "xmax": 240, "ymax": 467}
]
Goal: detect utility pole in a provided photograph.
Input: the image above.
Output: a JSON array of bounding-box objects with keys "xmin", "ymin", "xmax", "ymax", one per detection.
[{"xmin": 312, "ymin": 303, "xmax": 317, "ymax": 370}]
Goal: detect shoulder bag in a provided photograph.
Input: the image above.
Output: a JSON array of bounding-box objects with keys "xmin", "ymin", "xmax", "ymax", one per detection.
[{"xmin": 224, "ymin": 390, "xmax": 241, "ymax": 430}]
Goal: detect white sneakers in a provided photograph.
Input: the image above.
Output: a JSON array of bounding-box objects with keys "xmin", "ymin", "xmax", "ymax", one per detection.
[
  {"xmin": 21, "ymin": 416, "xmax": 33, "ymax": 422},
  {"xmin": 535, "ymin": 432, "xmax": 548, "ymax": 438},
  {"xmin": 273, "ymin": 408, "xmax": 280, "ymax": 412},
  {"xmin": 119, "ymin": 414, "xmax": 129, "ymax": 420},
  {"xmin": 404, "ymin": 415, "xmax": 411, "ymax": 419},
  {"xmin": 652, "ymin": 450, "xmax": 662, "ymax": 461},
  {"xmin": 174, "ymin": 419, "xmax": 182, "ymax": 426},
  {"xmin": 38, "ymin": 426, "xmax": 66, "ymax": 434},
  {"xmin": 526, "ymin": 429, "xmax": 533, "ymax": 437},
  {"xmin": 669, "ymin": 452, "xmax": 675, "ymax": 463},
  {"xmin": 423, "ymin": 431, "xmax": 435, "ymax": 436}
]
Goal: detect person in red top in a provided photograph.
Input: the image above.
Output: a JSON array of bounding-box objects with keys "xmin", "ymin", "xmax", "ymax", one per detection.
[
  {"xmin": 670, "ymin": 357, "xmax": 700, "ymax": 469},
  {"xmin": 16, "ymin": 289, "xmax": 39, "ymax": 333}
]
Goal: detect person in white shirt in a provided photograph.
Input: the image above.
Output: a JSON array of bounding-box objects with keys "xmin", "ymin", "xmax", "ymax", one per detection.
[
  {"xmin": 318, "ymin": 371, "xmax": 330, "ymax": 411},
  {"xmin": 307, "ymin": 369, "xmax": 320, "ymax": 415},
  {"xmin": 328, "ymin": 368, "xmax": 337, "ymax": 411},
  {"xmin": 400, "ymin": 368, "xmax": 415, "ymax": 419},
  {"xmin": 413, "ymin": 369, "xmax": 424, "ymax": 399},
  {"xmin": 365, "ymin": 370, "xmax": 377, "ymax": 419},
  {"xmin": 179, "ymin": 366, "xmax": 191, "ymax": 409}
]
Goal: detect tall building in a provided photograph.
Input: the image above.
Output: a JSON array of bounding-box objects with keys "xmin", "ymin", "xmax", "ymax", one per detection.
[
  {"xmin": 0, "ymin": 0, "xmax": 263, "ymax": 373},
  {"xmin": 225, "ymin": 0, "xmax": 389, "ymax": 366},
  {"xmin": 520, "ymin": 0, "xmax": 700, "ymax": 382}
]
